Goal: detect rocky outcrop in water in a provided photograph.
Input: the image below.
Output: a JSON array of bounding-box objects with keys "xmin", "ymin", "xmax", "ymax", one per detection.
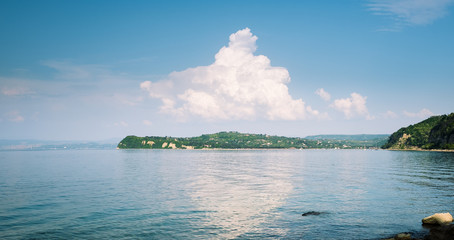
[
  {"xmin": 383, "ymin": 225, "xmax": 454, "ymax": 240},
  {"xmin": 383, "ymin": 212, "xmax": 454, "ymax": 240},
  {"xmin": 422, "ymin": 213, "xmax": 453, "ymax": 225}
]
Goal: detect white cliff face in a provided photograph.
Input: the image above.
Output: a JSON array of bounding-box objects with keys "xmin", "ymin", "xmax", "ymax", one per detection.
[{"xmin": 422, "ymin": 212, "xmax": 453, "ymax": 225}]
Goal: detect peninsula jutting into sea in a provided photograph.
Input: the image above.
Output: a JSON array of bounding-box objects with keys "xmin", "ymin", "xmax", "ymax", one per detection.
[
  {"xmin": 118, "ymin": 113, "xmax": 454, "ymax": 150},
  {"xmin": 118, "ymin": 132, "xmax": 389, "ymax": 150}
]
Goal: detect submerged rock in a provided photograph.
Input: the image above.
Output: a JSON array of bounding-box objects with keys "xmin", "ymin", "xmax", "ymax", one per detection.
[
  {"xmin": 301, "ymin": 211, "xmax": 325, "ymax": 216},
  {"xmin": 383, "ymin": 232, "xmax": 413, "ymax": 240},
  {"xmin": 422, "ymin": 213, "xmax": 453, "ymax": 225},
  {"xmin": 423, "ymin": 224, "xmax": 454, "ymax": 240},
  {"xmin": 396, "ymin": 233, "xmax": 413, "ymax": 240}
]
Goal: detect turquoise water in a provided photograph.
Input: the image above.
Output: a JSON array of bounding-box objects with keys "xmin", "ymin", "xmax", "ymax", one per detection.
[{"xmin": 0, "ymin": 149, "xmax": 453, "ymax": 239}]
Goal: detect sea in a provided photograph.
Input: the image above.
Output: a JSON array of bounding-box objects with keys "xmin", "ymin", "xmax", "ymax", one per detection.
[{"xmin": 0, "ymin": 149, "xmax": 453, "ymax": 239}]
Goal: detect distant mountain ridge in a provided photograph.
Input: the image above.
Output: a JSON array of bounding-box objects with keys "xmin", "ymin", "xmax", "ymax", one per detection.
[
  {"xmin": 305, "ymin": 134, "xmax": 389, "ymax": 141},
  {"xmin": 382, "ymin": 113, "xmax": 454, "ymax": 150},
  {"xmin": 0, "ymin": 139, "xmax": 118, "ymax": 150},
  {"xmin": 118, "ymin": 132, "xmax": 388, "ymax": 150}
]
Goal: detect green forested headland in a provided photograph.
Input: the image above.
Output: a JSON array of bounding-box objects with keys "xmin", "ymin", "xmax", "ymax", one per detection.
[
  {"xmin": 382, "ymin": 113, "xmax": 454, "ymax": 150},
  {"xmin": 117, "ymin": 132, "xmax": 388, "ymax": 149}
]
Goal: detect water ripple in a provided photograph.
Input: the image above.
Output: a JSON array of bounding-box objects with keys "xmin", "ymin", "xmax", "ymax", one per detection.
[{"xmin": 0, "ymin": 150, "xmax": 453, "ymax": 239}]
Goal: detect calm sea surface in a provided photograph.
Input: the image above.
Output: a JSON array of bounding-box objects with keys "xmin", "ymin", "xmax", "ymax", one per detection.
[{"xmin": 0, "ymin": 149, "xmax": 453, "ymax": 239}]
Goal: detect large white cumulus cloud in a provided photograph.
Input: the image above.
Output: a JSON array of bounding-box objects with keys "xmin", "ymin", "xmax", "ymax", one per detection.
[{"xmin": 141, "ymin": 28, "xmax": 319, "ymax": 120}]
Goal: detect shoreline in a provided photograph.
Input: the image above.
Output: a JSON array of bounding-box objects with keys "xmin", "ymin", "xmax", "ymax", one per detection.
[
  {"xmin": 117, "ymin": 147, "xmax": 454, "ymax": 152},
  {"xmin": 386, "ymin": 148, "xmax": 454, "ymax": 153},
  {"xmin": 117, "ymin": 148, "xmax": 381, "ymax": 151}
]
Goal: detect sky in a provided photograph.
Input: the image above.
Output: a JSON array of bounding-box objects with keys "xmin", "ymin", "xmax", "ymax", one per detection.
[{"xmin": 1, "ymin": 0, "xmax": 453, "ymax": 141}]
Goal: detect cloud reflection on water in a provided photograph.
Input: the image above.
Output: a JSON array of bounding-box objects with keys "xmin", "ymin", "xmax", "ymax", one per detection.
[{"xmin": 187, "ymin": 151, "xmax": 294, "ymax": 239}]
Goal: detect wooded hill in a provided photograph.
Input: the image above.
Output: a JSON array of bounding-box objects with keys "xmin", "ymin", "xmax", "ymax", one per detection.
[
  {"xmin": 382, "ymin": 113, "xmax": 454, "ymax": 150},
  {"xmin": 117, "ymin": 132, "xmax": 388, "ymax": 149}
]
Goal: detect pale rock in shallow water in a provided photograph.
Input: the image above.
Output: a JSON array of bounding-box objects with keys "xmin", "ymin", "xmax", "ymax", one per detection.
[
  {"xmin": 383, "ymin": 232, "xmax": 412, "ymax": 240},
  {"xmin": 394, "ymin": 233, "xmax": 412, "ymax": 240},
  {"xmin": 422, "ymin": 212, "xmax": 453, "ymax": 225}
]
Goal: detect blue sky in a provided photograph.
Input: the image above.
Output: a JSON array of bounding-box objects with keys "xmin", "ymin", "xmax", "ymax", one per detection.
[{"xmin": 1, "ymin": 0, "xmax": 453, "ymax": 140}]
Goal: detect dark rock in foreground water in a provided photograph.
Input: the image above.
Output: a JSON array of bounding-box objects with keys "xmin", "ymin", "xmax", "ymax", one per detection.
[
  {"xmin": 301, "ymin": 211, "xmax": 325, "ymax": 216},
  {"xmin": 423, "ymin": 224, "xmax": 454, "ymax": 240}
]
